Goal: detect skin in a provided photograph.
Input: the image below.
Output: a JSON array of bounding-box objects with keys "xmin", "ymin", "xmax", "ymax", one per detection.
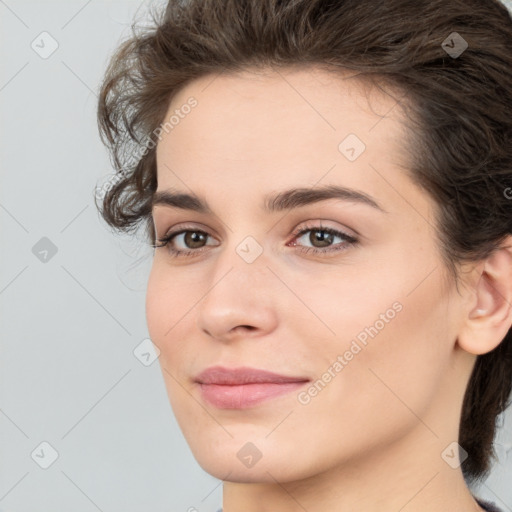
[{"xmin": 145, "ymin": 66, "xmax": 512, "ymax": 512}]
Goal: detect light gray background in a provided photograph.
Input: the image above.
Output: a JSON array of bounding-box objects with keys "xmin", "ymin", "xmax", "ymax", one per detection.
[{"xmin": 0, "ymin": 1, "xmax": 511, "ymax": 511}]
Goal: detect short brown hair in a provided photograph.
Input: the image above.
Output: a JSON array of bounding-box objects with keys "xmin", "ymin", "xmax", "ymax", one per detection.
[{"xmin": 96, "ymin": 0, "xmax": 512, "ymax": 484}]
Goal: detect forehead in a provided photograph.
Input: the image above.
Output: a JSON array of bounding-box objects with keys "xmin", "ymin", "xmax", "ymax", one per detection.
[{"xmin": 155, "ymin": 66, "xmax": 413, "ymax": 201}]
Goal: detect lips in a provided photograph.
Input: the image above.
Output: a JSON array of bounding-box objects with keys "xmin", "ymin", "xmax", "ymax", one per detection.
[
  {"xmin": 194, "ymin": 366, "xmax": 310, "ymax": 409},
  {"xmin": 194, "ymin": 365, "xmax": 310, "ymax": 385}
]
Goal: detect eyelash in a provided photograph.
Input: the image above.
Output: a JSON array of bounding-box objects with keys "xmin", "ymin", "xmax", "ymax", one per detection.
[{"xmin": 152, "ymin": 223, "xmax": 359, "ymax": 258}]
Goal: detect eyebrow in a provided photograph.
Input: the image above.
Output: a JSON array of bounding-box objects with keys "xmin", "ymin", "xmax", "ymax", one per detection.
[{"xmin": 151, "ymin": 184, "xmax": 386, "ymax": 214}]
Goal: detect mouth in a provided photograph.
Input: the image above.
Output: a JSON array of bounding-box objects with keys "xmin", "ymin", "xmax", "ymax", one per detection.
[{"xmin": 194, "ymin": 365, "xmax": 310, "ymax": 409}]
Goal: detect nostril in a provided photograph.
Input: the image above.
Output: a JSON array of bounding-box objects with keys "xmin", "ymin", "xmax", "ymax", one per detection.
[{"xmin": 235, "ymin": 325, "xmax": 256, "ymax": 332}]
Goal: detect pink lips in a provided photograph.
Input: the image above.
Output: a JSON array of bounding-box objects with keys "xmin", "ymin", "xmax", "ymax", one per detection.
[{"xmin": 195, "ymin": 366, "xmax": 310, "ymax": 409}]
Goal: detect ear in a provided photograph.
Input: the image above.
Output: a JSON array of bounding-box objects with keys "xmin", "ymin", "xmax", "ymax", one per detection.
[{"xmin": 457, "ymin": 237, "xmax": 512, "ymax": 356}]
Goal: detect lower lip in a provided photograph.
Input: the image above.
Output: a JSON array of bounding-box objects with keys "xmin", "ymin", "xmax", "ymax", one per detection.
[{"xmin": 198, "ymin": 381, "xmax": 308, "ymax": 409}]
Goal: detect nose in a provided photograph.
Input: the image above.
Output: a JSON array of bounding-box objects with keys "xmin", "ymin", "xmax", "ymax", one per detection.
[{"xmin": 195, "ymin": 253, "xmax": 279, "ymax": 343}]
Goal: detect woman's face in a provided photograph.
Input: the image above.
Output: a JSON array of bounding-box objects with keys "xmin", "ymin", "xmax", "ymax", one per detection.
[{"xmin": 146, "ymin": 67, "xmax": 472, "ymax": 483}]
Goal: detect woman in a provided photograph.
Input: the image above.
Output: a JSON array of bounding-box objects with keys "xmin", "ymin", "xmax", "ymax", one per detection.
[{"xmin": 95, "ymin": 0, "xmax": 512, "ymax": 510}]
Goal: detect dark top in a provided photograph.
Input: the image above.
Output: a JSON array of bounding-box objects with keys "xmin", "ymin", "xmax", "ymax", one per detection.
[{"xmin": 476, "ymin": 497, "xmax": 503, "ymax": 512}]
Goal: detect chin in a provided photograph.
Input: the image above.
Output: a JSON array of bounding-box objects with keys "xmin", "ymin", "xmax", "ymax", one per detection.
[{"xmin": 197, "ymin": 456, "xmax": 303, "ymax": 483}]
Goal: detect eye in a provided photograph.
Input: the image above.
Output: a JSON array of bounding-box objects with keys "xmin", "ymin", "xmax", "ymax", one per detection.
[
  {"xmin": 288, "ymin": 223, "xmax": 358, "ymax": 255},
  {"xmin": 152, "ymin": 222, "xmax": 359, "ymax": 258},
  {"xmin": 153, "ymin": 228, "xmax": 218, "ymax": 258}
]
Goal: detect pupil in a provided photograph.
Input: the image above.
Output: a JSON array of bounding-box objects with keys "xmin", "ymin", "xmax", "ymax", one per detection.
[
  {"xmin": 186, "ymin": 231, "xmax": 205, "ymax": 248},
  {"xmin": 312, "ymin": 230, "xmax": 332, "ymax": 247}
]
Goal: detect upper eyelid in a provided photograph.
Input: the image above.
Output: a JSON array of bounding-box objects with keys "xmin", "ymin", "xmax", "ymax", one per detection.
[
  {"xmin": 157, "ymin": 222, "xmax": 217, "ymax": 240},
  {"xmin": 158, "ymin": 219, "xmax": 347, "ymax": 232},
  {"xmin": 158, "ymin": 222, "xmax": 357, "ymax": 244}
]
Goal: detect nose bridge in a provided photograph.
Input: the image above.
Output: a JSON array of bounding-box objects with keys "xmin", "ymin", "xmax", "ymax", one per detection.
[
  {"xmin": 202, "ymin": 233, "xmax": 269, "ymax": 308},
  {"xmin": 195, "ymin": 233, "xmax": 278, "ymax": 338}
]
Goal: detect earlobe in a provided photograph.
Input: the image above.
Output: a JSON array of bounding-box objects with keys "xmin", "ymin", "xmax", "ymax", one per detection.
[{"xmin": 458, "ymin": 239, "xmax": 512, "ymax": 355}]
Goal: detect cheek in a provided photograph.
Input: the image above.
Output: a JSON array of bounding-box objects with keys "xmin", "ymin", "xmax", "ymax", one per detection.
[
  {"xmin": 286, "ymin": 313, "xmax": 443, "ymax": 476},
  {"xmin": 145, "ymin": 261, "xmax": 191, "ymax": 342},
  {"xmin": 145, "ymin": 265, "xmax": 166, "ymax": 341},
  {"xmin": 145, "ymin": 261, "xmax": 202, "ymax": 377},
  {"xmin": 289, "ymin": 249, "xmax": 453, "ymax": 416},
  {"xmin": 145, "ymin": 265, "xmax": 196, "ymax": 415}
]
